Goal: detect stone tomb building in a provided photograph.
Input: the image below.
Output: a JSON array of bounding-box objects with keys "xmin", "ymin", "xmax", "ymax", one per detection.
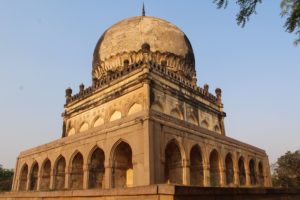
[{"xmin": 11, "ymin": 15, "xmax": 272, "ymax": 192}]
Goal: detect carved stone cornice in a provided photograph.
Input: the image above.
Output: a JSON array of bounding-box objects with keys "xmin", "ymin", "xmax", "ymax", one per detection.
[{"xmin": 92, "ymin": 44, "xmax": 196, "ymax": 81}]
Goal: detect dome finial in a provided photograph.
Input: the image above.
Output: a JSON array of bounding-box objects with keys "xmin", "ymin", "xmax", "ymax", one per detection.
[{"xmin": 142, "ymin": 2, "xmax": 146, "ymax": 16}]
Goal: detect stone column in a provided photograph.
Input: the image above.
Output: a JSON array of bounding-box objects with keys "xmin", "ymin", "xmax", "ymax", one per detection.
[
  {"xmin": 65, "ymin": 167, "xmax": 70, "ymax": 189},
  {"xmin": 203, "ymin": 164, "xmax": 210, "ymax": 186},
  {"xmin": 182, "ymin": 159, "xmax": 190, "ymax": 185},
  {"xmin": 234, "ymin": 169, "xmax": 240, "ymax": 187},
  {"xmin": 104, "ymin": 162, "xmax": 111, "ymax": 189},
  {"xmin": 220, "ymin": 168, "xmax": 226, "ymax": 187},
  {"xmin": 36, "ymin": 174, "xmax": 41, "ymax": 191},
  {"xmin": 49, "ymin": 171, "xmax": 54, "ymax": 190},
  {"xmin": 245, "ymin": 162, "xmax": 251, "ymax": 187},
  {"xmin": 83, "ymin": 164, "xmax": 89, "ymax": 189},
  {"xmin": 25, "ymin": 173, "xmax": 30, "ymax": 191}
]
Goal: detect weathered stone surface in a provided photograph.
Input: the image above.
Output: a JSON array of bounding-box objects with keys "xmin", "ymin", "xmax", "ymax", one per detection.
[{"xmin": 1, "ymin": 185, "xmax": 300, "ymax": 200}]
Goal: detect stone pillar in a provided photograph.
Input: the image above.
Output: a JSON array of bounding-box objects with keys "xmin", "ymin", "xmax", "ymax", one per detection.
[
  {"xmin": 36, "ymin": 174, "xmax": 41, "ymax": 191},
  {"xmin": 203, "ymin": 164, "xmax": 210, "ymax": 186},
  {"xmin": 234, "ymin": 169, "xmax": 240, "ymax": 187},
  {"xmin": 220, "ymin": 168, "xmax": 226, "ymax": 187},
  {"xmin": 245, "ymin": 162, "xmax": 251, "ymax": 187},
  {"xmin": 83, "ymin": 164, "xmax": 89, "ymax": 189},
  {"xmin": 25, "ymin": 173, "xmax": 30, "ymax": 191},
  {"xmin": 49, "ymin": 171, "xmax": 54, "ymax": 190},
  {"xmin": 104, "ymin": 162, "xmax": 111, "ymax": 189},
  {"xmin": 182, "ymin": 159, "xmax": 190, "ymax": 185},
  {"xmin": 65, "ymin": 167, "xmax": 70, "ymax": 189}
]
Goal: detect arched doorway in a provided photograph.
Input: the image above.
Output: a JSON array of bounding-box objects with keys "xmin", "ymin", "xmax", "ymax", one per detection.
[
  {"xmin": 19, "ymin": 164, "xmax": 28, "ymax": 191},
  {"xmin": 29, "ymin": 162, "xmax": 39, "ymax": 191},
  {"xmin": 238, "ymin": 157, "xmax": 246, "ymax": 186},
  {"xmin": 88, "ymin": 147, "xmax": 105, "ymax": 189},
  {"xmin": 249, "ymin": 159, "xmax": 257, "ymax": 185},
  {"xmin": 189, "ymin": 145, "xmax": 203, "ymax": 186},
  {"xmin": 112, "ymin": 141, "xmax": 133, "ymax": 188},
  {"xmin": 209, "ymin": 149, "xmax": 220, "ymax": 187},
  {"xmin": 258, "ymin": 161, "xmax": 264, "ymax": 186},
  {"xmin": 225, "ymin": 153, "xmax": 234, "ymax": 185},
  {"xmin": 54, "ymin": 156, "xmax": 66, "ymax": 190},
  {"xmin": 165, "ymin": 140, "xmax": 182, "ymax": 184},
  {"xmin": 40, "ymin": 159, "xmax": 51, "ymax": 190},
  {"xmin": 70, "ymin": 152, "xmax": 84, "ymax": 189}
]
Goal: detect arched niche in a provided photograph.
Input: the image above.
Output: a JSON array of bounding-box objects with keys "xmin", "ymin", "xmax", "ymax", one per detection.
[
  {"xmin": 258, "ymin": 161, "xmax": 264, "ymax": 186},
  {"xmin": 111, "ymin": 141, "xmax": 133, "ymax": 188},
  {"xmin": 70, "ymin": 152, "xmax": 84, "ymax": 189},
  {"xmin": 29, "ymin": 162, "xmax": 39, "ymax": 191},
  {"xmin": 187, "ymin": 114, "xmax": 198, "ymax": 125},
  {"xmin": 214, "ymin": 125, "xmax": 221, "ymax": 133},
  {"xmin": 225, "ymin": 153, "xmax": 234, "ymax": 185},
  {"xmin": 189, "ymin": 145, "xmax": 203, "ymax": 186},
  {"xmin": 68, "ymin": 127, "xmax": 76, "ymax": 136},
  {"xmin": 93, "ymin": 117, "xmax": 104, "ymax": 128},
  {"xmin": 88, "ymin": 147, "xmax": 105, "ymax": 189},
  {"xmin": 54, "ymin": 156, "xmax": 66, "ymax": 190},
  {"xmin": 209, "ymin": 149, "xmax": 220, "ymax": 187},
  {"xmin": 127, "ymin": 103, "xmax": 142, "ymax": 115},
  {"xmin": 170, "ymin": 109, "xmax": 183, "ymax": 120},
  {"xmin": 238, "ymin": 157, "xmax": 246, "ymax": 186},
  {"xmin": 151, "ymin": 102, "xmax": 163, "ymax": 112},
  {"xmin": 164, "ymin": 140, "xmax": 183, "ymax": 184},
  {"xmin": 18, "ymin": 164, "xmax": 28, "ymax": 191},
  {"xmin": 79, "ymin": 122, "xmax": 89, "ymax": 133},
  {"xmin": 110, "ymin": 111, "xmax": 122, "ymax": 122},
  {"xmin": 201, "ymin": 120, "xmax": 209, "ymax": 129},
  {"xmin": 40, "ymin": 159, "xmax": 51, "ymax": 190}
]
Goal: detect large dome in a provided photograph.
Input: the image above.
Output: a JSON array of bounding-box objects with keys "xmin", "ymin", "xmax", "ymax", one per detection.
[{"xmin": 92, "ymin": 16, "xmax": 196, "ymax": 81}]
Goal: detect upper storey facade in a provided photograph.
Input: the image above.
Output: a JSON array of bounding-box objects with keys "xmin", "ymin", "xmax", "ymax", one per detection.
[{"xmin": 63, "ymin": 16, "xmax": 225, "ymax": 138}]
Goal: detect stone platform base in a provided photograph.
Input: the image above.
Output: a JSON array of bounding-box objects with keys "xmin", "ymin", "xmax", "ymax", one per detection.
[{"xmin": 1, "ymin": 185, "xmax": 300, "ymax": 200}]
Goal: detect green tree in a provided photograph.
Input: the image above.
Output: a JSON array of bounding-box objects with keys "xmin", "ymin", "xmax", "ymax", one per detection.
[
  {"xmin": 272, "ymin": 150, "xmax": 300, "ymax": 188},
  {"xmin": 213, "ymin": 0, "xmax": 300, "ymax": 45},
  {"xmin": 0, "ymin": 165, "xmax": 14, "ymax": 191}
]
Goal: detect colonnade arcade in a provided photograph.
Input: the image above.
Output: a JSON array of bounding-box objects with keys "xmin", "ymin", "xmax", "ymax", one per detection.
[{"xmin": 16, "ymin": 139, "xmax": 266, "ymax": 191}]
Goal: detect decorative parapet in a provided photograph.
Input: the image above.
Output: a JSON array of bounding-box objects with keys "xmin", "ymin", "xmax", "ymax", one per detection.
[
  {"xmin": 66, "ymin": 46, "xmax": 222, "ymax": 107},
  {"xmin": 92, "ymin": 43, "xmax": 196, "ymax": 81}
]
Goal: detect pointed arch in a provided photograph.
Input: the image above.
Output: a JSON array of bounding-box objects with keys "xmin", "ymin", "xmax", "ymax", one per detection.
[
  {"xmin": 225, "ymin": 153, "xmax": 234, "ymax": 185},
  {"xmin": 164, "ymin": 139, "xmax": 183, "ymax": 184},
  {"xmin": 189, "ymin": 144, "xmax": 203, "ymax": 186},
  {"xmin": 79, "ymin": 122, "xmax": 89, "ymax": 133},
  {"xmin": 214, "ymin": 125, "xmax": 221, "ymax": 133},
  {"xmin": 209, "ymin": 149, "xmax": 220, "ymax": 187},
  {"xmin": 18, "ymin": 163, "xmax": 28, "ymax": 191},
  {"xmin": 127, "ymin": 103, "xmax": 142, "ymax": 115},
  {"xmin": 170, "ymin": 108, "xmax": 183, "ymax": 120},
  {"xmin": 109, "ymin": 110, "xmax": 122, "ymax": 122},
  {"xmin": 54, "ymin": 155, "xmax": 66, "ymax": 190},
  {"xmin": 201, "ymin": 120, "xmax": 209, "ymax": 129},
  {"xmin": 111, "ymin": 140, "xmax": 133, "ymax": 188},
  {"xmin": 68, "ymin": 127, "xmax": 76, "ymax": 136},
  {"xmin": 258, "ymin": 161, "xmax": 264, "ymax": 186},
  {"xmin": 249, "ymin": 159, "xmax": 257, "ymax": 185},
  {"xmin": 88, "ymin": 146, "xmax": 105, "ymax": 189},
  {"xmin": 70, "ymin": 151, "xmax": 84, "ymax": 189},
  {"xmin": 93, "ymin": 116, "xmax": 104, "ymax": 128},
  {"xmin": 29, "ymin": 161, "xmax": 39, "ymax": 191},
  {"xmin": 40, "ymin": 158, "xmax": 51, "ymax": 190},
  {"xmin": 187, "ymin": 113, "xmax": 198, "ymax": 125},
  {"xmin": 151, "ymin": 101, "xmax": 164, "ymax": 112},
  {"xmin": 238, "ymin": 156, "xmax": 246, "ymax": 186}
]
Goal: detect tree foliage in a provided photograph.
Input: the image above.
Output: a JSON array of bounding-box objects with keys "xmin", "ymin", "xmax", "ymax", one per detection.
[
  {"xmin": 0, "ymin": 165, "xmax": 14, "ymax": 191},
  {"xmin": 213, "ymin": 0, "xmax": 300, "ymax": 45},
  {"xmin": 272, "ymin": 150, "xmax": 300, "ymax": 188}
]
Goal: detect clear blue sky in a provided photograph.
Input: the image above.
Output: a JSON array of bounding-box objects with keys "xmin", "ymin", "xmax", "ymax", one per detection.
[{"xmin": 0, "ymin": 0, "xmax": 299, "ymax": 169}]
